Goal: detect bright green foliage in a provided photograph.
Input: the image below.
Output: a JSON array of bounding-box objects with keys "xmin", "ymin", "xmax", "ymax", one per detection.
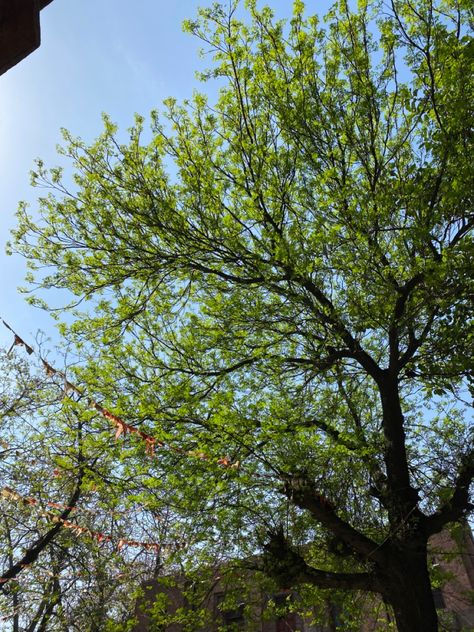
[
  {"xmin": 10, "ymin": 0, "xmax": 473, "ymax": 630},
  {"xmin": 0, "ymin": 347, "xmax": 179, "ymax": 631}
]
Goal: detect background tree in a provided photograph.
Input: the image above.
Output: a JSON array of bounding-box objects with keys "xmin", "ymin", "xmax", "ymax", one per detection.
[
  {"xmin": 0, "ymin": 345, "xmax": 185, "ymax": 631},
  {"xmin": 11, "ymin": 0, "xmax": 474, "ymax": 630}
]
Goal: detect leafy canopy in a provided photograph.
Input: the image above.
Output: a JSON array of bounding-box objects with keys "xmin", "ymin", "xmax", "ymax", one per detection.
[{"xmin": 10, "ymin": 0, "xmax": 474, "ymax": 626}]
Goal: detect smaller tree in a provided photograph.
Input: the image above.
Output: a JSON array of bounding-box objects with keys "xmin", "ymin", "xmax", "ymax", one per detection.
[{"xmin": 0, "ymin": 346, "xmax": 187, "ymax": 631}]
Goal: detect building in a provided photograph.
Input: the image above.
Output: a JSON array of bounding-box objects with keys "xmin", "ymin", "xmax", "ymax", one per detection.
[
  {"xmin": 0, "ymin": 0, "xmax": 53, "ymax": 76},
  {"xmin": 429, "ymin": 526, "xmax": 474, "ymax": 629},
  {"xmin": 133, "ymin": 575, "xmax": 332, "ymax": 632},
  {"xmin": 133, "ymin": 525, "xmax": 474, "ymax": 631}
]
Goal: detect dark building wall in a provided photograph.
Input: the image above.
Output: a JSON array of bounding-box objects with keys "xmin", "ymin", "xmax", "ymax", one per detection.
[
  {"xmin": 133, "ymin": 528, "xmax": 474, "ymax": 631},
  {"xmin": 133, "ymin": 575, "xmax": 338, "ymax": 632},
  {"xmin": 429, "ymin": 527, "xmax": 474, "ymax": 629},
  {"xmin": 0, "ymin": 0, "xmax": 53, "ymax": 76},
  {"xmin": 134, "ymin": 580, "xmax": 187, "ymax": 632}
]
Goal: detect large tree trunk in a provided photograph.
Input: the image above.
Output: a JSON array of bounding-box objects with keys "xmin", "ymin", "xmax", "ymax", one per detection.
[
  {"xmin": 382, "ymin": 546, "xmax": 439, "ymax": 632},
  {"xmin": 376, "ymin": 377, "xmax": 439, "ymax": 630}
]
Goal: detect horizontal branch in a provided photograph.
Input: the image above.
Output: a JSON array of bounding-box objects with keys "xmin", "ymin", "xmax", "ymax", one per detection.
[
  {"xmin": 187, "ymin": 260, "xmax": 269, "ymax": 286},
  {"xmin": 162, "ymin": 356, "xmax": 258, "ymax": 377},
  {"xmin": 262, "ymin": 527, "xmax": 379, "ymax": 592},
  {"xmin": 282, "ymin": 350, "xmax": 354, "ymax": 372}
]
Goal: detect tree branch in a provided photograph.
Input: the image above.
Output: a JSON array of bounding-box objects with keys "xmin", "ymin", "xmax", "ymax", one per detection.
[
  {"xmin": 295, "ymin": 275, "xmax": 383, "ymax": 381},
  {"xmin": 389, "ymin": 273, "xmax": 424, "ymax": 373},
  {"xmin": 423, "ymin": 451, "xmax": 474, "ymax": 536},
  {"xmin": 282, "ymin": 473, "xmax": 385, "ymax": 564},
  {"xmin": 261, "ymin": 527, "xmax": 379, "ymax": 592},
  {"xmin": 0, "ymin": 475, "xmax": 83, "ymax": 587},
  {"xmin": 283, "ymin": 350, "xmax": 354, "ymax": 373}
]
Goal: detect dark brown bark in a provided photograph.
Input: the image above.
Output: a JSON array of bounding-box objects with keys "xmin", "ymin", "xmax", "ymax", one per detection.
[
  {"xmin": 381, "ymin": 545, "xmax": 439, "ymax": 632},
  {"xmin": 282, "ymin": 474, "xmax": 385, "ymax": 564},
  {"xmin": 262, "ymin": 526, "xmax": 442, "ymax": 632},
  {"xmin": 263, "ymin": 530, "xmax": 444, "ymax": 632},
  {"xmin": 378, "ymin": 374, "xmax": 422, "ymax": 518},
  {"xmin": 262, "ymin": 528, "xmax": 379, "ymax": 593}
]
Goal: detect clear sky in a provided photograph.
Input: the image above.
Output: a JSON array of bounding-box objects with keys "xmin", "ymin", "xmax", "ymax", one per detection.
[{"xmin": 0, "ymin": 0, "xmax": 326, "ymax": 350}]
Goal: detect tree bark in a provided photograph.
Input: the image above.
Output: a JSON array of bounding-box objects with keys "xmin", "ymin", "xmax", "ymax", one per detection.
[{"xmin": 382, "ymin": 547, "xmax": 439, "ymax": 632}]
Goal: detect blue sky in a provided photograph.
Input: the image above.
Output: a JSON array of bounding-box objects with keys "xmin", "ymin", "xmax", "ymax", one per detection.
[
  {"xmin": 0, "ymin": 0, "xmax": 326, "ymax": 351},
  {"xmin": 1, "ymin": 0, "xmax": 204, "ymax": 348}
]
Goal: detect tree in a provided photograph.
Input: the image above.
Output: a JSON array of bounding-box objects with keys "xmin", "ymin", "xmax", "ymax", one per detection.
[
  {"xmin": 10, "ymin": 0, "xmax": 474, "ymax": 630},
  {"xmin": 0, "ymin": 345, "xmax": 179, "ymax": 631}
]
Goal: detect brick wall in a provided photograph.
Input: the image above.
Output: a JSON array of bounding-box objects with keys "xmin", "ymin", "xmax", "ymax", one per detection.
[
  {"xmin": 430, "ymin": 525, "xmax": 474, "ymax": 629},
  {"xmin": 134, "ymin": 527, "xmax": 474, "ymax": 631}
]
